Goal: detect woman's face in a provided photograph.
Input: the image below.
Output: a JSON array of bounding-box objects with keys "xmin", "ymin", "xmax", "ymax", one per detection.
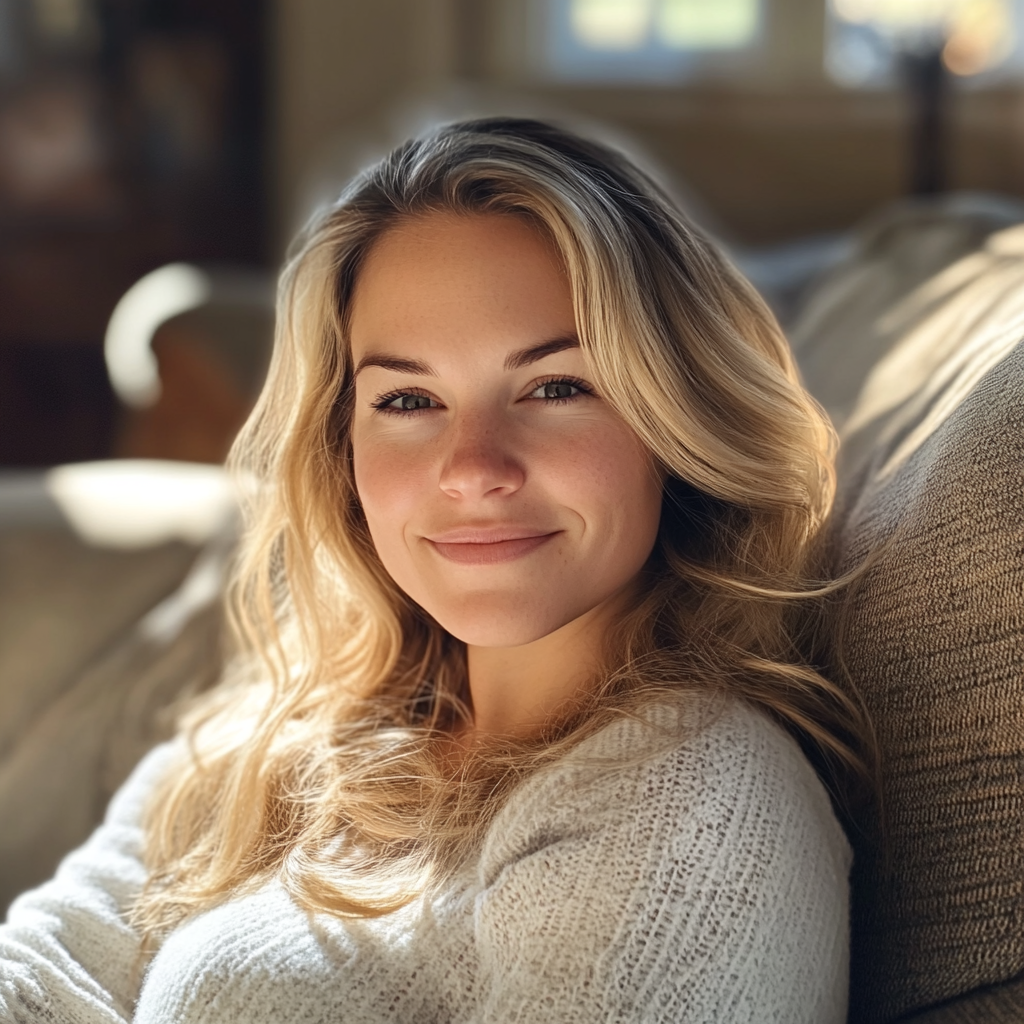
[{"xmin": 349, "ymin": 211, "xmax": 663, "ymax": 648}]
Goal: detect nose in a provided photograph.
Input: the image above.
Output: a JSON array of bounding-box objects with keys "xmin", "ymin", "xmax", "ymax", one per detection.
[{"xmin": 438, "ymin": 412, "xmax": 525, "ymax": 501}]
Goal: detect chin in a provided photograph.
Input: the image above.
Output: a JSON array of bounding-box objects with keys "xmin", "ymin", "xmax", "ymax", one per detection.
[{"xmin": 424, "ymin": 594, "xmax": 571, "ymax": 649}]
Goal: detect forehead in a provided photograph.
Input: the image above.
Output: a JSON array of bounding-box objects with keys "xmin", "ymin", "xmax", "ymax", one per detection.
[{"xmin": 347, "ymin": 212, "xmax": 575, "ymax": 359}]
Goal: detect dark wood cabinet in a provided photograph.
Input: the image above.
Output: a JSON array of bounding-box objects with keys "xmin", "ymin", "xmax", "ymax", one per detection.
[{"xmin": 0, "ymin": 0, "xmax": 268, "ymax": 466}]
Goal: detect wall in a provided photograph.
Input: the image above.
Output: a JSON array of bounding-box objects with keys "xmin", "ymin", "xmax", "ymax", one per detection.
[
  {"xmin": 271, "ymin": 0, "xmax": 1024, "ymax": 246},
  {"xmin": 271, "ymin": 0, "xmax": 456, "ymax": 242}
]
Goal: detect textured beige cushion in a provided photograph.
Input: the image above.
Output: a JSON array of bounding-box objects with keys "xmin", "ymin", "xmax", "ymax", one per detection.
[
  {"xmin": 0, "ymin": 575, "xmax": 223, "ymax": 912},
  {"xmin": 0, "ymin": 530, "xmax": 197, "ymax": 764},
  {"xmin": 789, "ymin": 194, "xmax": 1024, "ymax": 433},
  {"xmin": 0, "ymin": 465, "xmax": 233, "ymax": 912},
  {"xmin": 905, "ymin": 982, "xmax": 1024, "ymax": 1024},
  {"xmin": 790, "ymin": 201, "xmax": 1024, "ymax": 1024}
]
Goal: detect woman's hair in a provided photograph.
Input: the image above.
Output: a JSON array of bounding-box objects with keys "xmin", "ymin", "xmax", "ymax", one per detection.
[{"xmin": 135, "ymin": 117, "xmax": 873, "ymax": 937}]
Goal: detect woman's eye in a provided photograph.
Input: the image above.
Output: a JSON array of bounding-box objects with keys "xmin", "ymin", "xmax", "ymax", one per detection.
[
  {"xmin": 375, "ymin": 392, "xmax": 438, "ymax": 413},
  {"xmin": 528, "ymin": 378, "xmax": 589, "ymax": 402}
]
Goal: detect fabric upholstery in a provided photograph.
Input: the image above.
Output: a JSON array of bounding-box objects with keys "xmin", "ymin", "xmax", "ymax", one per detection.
[
  {"xmin": 0, "ymin": 530, "xmax": 196, "ymax": 764},
  {"xmin": 790, "ymin": 193, "xmax": 1024, "ymax": 433},
  {"xmin": 790, "ymin": 199, "xmax": 1024, "ymax": 1024},
  {"xmin": 899, "ymin": 978, "xmax": 1024, "ymax": 1024},
  {"xmin": 0, "ymin": 473, "xmax": 231, "ymax": 913}
]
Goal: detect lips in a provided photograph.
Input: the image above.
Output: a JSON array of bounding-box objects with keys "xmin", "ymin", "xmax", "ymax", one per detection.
[{"xmin": 425, "ymin": 528, "xmax": 560, "ymax": 565}]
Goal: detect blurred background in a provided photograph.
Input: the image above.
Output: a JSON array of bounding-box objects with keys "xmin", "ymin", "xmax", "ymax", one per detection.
[{"xmin": 2, "ymin": 0, "xmax": 1023, "ymax": 468}]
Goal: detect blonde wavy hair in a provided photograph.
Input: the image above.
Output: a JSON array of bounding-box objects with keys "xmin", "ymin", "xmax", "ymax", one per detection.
[{"xmin": 136, "ymin": 117, "xmax": 872, "ymax": 938}]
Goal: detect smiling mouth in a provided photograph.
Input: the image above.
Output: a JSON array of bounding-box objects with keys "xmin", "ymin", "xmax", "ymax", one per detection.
[{"xmin": 426, "ymin": 532, "xmax": 560, "ymax": 565}]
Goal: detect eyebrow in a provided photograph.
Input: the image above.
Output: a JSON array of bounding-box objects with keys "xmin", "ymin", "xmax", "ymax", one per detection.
[
  {"xmin": 353, "ymin": 354, "xmax": 432, "ymax": 376},
  {"xmin": 504, "ymin": 335, "xmax": 579, "ymax": 371},
  {"xmin": 353, "ymin": 335, "xmax": 580, "ymax": 377}
]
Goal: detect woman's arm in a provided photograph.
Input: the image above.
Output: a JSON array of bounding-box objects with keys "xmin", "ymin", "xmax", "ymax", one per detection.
[
  {"xmin": 471, "ymin": 698, "xmax": 851, "ymax": 1023},
  {"xmin": 0, "ymin": 744, "xmax": 175, "ymax": 1024}
]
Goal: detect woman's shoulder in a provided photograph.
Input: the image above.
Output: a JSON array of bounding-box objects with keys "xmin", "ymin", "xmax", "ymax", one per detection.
[
  {"xmin": 480, "ymin": 691, "xmax": 851, "ymax": 883},
  {"xmin": 474, "ymin": 692, "xmax": 851, "ymax": 1024}
]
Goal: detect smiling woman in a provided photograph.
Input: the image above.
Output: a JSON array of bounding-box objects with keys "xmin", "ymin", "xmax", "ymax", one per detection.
[
  {"xmin": 349, "ymin": 213, "xmax": 664, "ymax": 734},
  {"xmin": 0, "ymin": 119, "xmax": 869, "ymax": 1024}
]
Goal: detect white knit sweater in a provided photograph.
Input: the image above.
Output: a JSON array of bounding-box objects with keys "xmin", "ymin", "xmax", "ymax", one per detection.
[{"xmin": 0, "ymin": 696, "xmax": 851, "ymax": 1023}]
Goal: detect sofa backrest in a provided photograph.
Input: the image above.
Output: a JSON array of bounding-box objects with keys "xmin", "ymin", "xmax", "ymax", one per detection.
[
  {"xmin": 790, "ymin": 198, "xmax": 1024, "ymax": 1024},
  {"xmin": 0, "ymin": 462, "xmax": 232, "ymax": 913}
]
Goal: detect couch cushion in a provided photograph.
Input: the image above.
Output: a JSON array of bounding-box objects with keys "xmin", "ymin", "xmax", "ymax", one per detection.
[
  {"xmin": 789, "ymin": 193, "xmax": 1024, "ymax": 432},
  {"xmin": 0, "ymin": 462, "xmax": 234, "ymax": 913},
  {"xmin": 0, "ymin": 527, "xmax": 198, "ymax": 764},
  {"xmin": 789, "ymin": 203, "xmax": 1024, "ymax": 1023},
  {"xmin": 0, "ymin": 548, "xmax": 226, "ymax": 912}
]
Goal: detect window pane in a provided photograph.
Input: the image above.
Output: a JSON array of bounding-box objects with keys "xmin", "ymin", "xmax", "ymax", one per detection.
[
  {"xmin": 943, "ymin": 0, "xmax": 1014, "ymax": 74},
  {"xmin": 546, "ymin": 0, "xmax": 764, "ymax": 81},
  {"xmin": 570, "ymin": 0, "xmax": 654, "ymax": 50},
  {"xmin": 828, "ymin": 0, "xmax": 1020, "ymax": 83},
  {"xmin": 567, "ymin": 0, "xmax": 760, "ymax": 52},
  {"xmin": 656, "ymin": 0, "xmax": 760, "ymax": 49}
]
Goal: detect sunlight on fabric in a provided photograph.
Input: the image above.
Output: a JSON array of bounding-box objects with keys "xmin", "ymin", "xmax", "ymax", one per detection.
[
  {"xmin": 829, "ymin": 0, "xmax": 1017, "ymax": 81},
  {"xmin": 46, "ymin": 460, "xmax": 235, "ymax": 549},
  {"xmin": 570, "ymin": 0, "xmax": 759, "ymax": 51},
  {"xmin": 842, "ymin": 223, "xmax": 1024, "ymax": 479}
]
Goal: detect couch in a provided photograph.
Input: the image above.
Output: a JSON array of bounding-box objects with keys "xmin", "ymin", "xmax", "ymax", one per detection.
[{"xmin": 790, "ymin": 194, "xmax": 1024, "ymax": 1023}]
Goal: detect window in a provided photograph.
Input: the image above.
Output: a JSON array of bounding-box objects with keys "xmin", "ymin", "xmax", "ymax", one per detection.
[
  {"xmin": 539, "ymin": 0, "xmax": 764, "ymax": 82},
  {"xmin": 827, "ymin": 0, "xmax": 1024, "ymax": 84}
]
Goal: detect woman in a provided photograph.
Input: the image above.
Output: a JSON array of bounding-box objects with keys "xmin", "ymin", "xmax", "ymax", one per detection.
[{"xmin": 0, "ymin": 118, "xmax": 867, "ymax": 1022}]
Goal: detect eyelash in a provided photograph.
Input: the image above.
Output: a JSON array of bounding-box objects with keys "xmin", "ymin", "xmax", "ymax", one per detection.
[
  {"xmin": 530, "ymin": 375, "xmax": 593, "ymax": 405},
  {"xmin": 371, "ymin": 386, "xmax": 436, "ymax": 415},
  {"xmin": 370, "ymin": 376, "xmax": 594, "ymax": 415}
]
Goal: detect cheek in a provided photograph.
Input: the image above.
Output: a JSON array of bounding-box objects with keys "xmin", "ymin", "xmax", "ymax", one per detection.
[
  {"xmin": 555, "ymin": 422, "xmax": 662, "ymax": 532},
  {"xmin": 537, "ymin": 419, "xmax": 663, "ymax": 589},
  {"xmin": 351, "ymin": 432, "xmax": 428, "ymax": 555}
]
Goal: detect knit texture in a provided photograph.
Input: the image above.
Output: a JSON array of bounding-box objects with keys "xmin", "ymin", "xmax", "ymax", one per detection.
[
  {"xmin": 791, "ymin": 205, "xmax": 1024, "ymax": 1024},
  {"xmin": 0, "ymin": 696, "xmax": 850, "ymax": 1024}
]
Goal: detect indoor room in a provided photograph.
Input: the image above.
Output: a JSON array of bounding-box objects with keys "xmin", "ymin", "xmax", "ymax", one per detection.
[{"xmin": 1, "ymin": 2, "xmax": 1022, "ymax": 1022}]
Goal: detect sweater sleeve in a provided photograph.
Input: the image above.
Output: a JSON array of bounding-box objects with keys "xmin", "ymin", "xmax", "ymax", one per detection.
[
  {"xmin": 470, "ymin": 698, "xmax": 851, "ymax": 1024},
  {"xmin": 0, "ymin": 743, "xmax": 177, "ymax": 1024}
]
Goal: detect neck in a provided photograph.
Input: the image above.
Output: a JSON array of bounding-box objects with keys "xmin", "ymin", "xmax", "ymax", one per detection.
[{"xmin": 463, "ymin": 593, "xmax": 627, "ymax": 740}]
